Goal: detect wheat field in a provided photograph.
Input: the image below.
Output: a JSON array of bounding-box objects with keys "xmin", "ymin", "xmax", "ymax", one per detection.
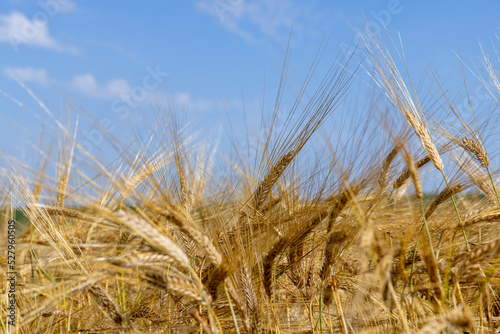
[{"xmin": 2, "ymin": 35, "xmax": 500, "ymax": 334}]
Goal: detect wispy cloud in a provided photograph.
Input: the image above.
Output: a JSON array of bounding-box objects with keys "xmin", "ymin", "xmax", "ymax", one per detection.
[
  {"xmin": 0, "ymin": 11, "xmax": 78, "ymax": 53},
  {"xmin": 55, "ymin": 1, "xmax": 77, "ymax": 13},
  {"xmin": 2, "ymin": 66, "xmax": 131, "ymax": 100},
  {"xmin": 3, "ymin": 67, "xmax": 50, "ymax": 85},
  {"xmin": 195, "ymin": 0, "xmax": 317, "ymax": 42},
  {"xmin": 69, "ymin": 74, "xmax": 130, "ymax": 99}
]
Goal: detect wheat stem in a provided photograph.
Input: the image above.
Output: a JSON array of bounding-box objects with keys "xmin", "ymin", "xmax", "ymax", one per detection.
[
  {"xmin": 419, "ymin": 198, "xmax": 437, "ymax": 271},
  {"xmin": 486, "ymin": 167, "xmax": 500, "ymax": 204},
  {"xmin": 224, "ymin": 283, "xmax": 241, "ymax": 334},
  {"xmin": 439, "ymin": 170, "xmax": 470, "ymax": 251}
]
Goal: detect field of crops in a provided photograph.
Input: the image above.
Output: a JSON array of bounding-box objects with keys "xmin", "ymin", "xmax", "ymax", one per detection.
[{"xmin": 2, "ymin": 34, "xmax": 500, "ymax": 333}]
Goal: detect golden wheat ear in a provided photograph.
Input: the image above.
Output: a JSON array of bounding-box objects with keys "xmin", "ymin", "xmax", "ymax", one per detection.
[
  {"xmin": 88, "ymin": 285, "xmax": 128, "ymax": 327},
  {"xmin": 393, "ymin": 155, "xmax": 430, "ymax": 192},
  {"xmin": 461, "ymin": 206, "xmax": 500, "ymax": 228},
  {"xmin": 453, "ymin": 238, "xmax": 500, "ymax": 280},
  {"xmin": 157, "ymin": 210, "xmax": 222, "ymax": 266},
  {"xmin": 361, "ymin": 36, "xmax": 444, "ymax": 174},
  {"xmin": 113, "ymin": 209, "xmax": 190, "ymax": 268},
  {"xmin": 262, "ymin": 214, "xmax": 323, "ymax": 298},
  {"xmin": 319, "ymin": 230, "xmax": 348, "ymax": 281},
  {"xmin": 140, "ymin": 268, "xmax": 208, "ymax": 305},
  {"xmin": 424, "ymin": 184, "xmax": 465, "ymax": 220},
  {"xmin": 417, "ymin": 305, "xmax": 473, "ymax": 333},
  {"xmin": 378, "ymin": 142, "xmax": 402, "ymax": 189},
  {"xmin": 460, "ymin": 137, "xmax": 490, "ymax": 168},
  {"xmin": 252, "ymin": 149, "xmax": 296, "ymax": 213}
]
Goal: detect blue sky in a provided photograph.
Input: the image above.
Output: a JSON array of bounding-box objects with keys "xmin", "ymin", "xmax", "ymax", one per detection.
[{"xmin": 1, "ymin": 0, "xmax": 500, "ymax": 171}]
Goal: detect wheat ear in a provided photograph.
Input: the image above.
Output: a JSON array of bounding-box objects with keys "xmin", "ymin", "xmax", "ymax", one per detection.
[
  {"xmin": 461, "ymin": 207, "xmax": 500, "ymax": 227},
  {"xmin": 141, "ymin": 268, "xmax": 207, "ymax": 304},
  {"xmin": 107, "ymin": 251, "xmax": 178, "ymax": 267},
  {"xmin": 394, "ymin": 156, "xmax": 430, "ymax": 191},
  {"xmin": 121, "ymin": 163, "xmax": 164, "ymax": 200},
  {"xmin": 88, "ymin": 285, "xmax": 127, "ymax": 327},
  {"xmin": 263, "ymin": 215, "xmax": 322, "ymax": 297},
  {"xmin": 160, "ymin": 211, "xmax": 222, "ymax": 266},
  {"xmin": 460, "ymin": 137, "xmax": 490, "ymax": 168},
  {"xmin": 406, "ymin": 113, "xmax": 444, "ymax": 172},
  {"xmin": 407, "ymin": 155, "xmax": 423, "ymax": 199},
  {"xmin": 453, "ymin": 238, "xmax": 500, "ymax": 279},
  {"xmin": 319, "ymin": 230, "xmax": 347, "ymax": 281},
  {"xmin": 457, "ymin": 154, "xmax": 497, "ymax": 204},
  {"xmin": 253, "ymin": 150, "xmax": 295, "ymax": 211},
  {"xmin": 326, "ymin": 186, "xmax": 358, "ymax": 233},
  {"xmin": 240, "ymin": 261, "xmax": 257, "ymax": 317},
  {"xmin": 205, "ymin": 261, "xmax": 230, "ymax": 301},
  {"xmin": 114, "ymin": 210, "xmax": 189, "ymax": 268},
  {"xmin": 379, "ymin": 143, "xmax": 401, "ymax": 188},
  {"xmin": 425, "ymin": 184, "xmax": 464, "ymax": 220}
]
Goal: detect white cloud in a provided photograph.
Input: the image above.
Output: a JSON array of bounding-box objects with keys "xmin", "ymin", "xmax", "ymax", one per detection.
[
  {"xmin": 0, "ymin": 11, "xmax": 77, "ymax": 53},
  {"xmin": 2, "ymin": 66, "xmax": 131, "ymax": 100},
  {"xmin": 195, "ymin": 0, "xmax": 306, "ymax": 42},
  {"xmin": 3, "ymin": 67, "xmax": 50, "ymax": 85},
  {"xmin": 57, "ymin": 1, "xmax": 77, "ymax": 13},
  {"xmin": 7, "ymin": 0, "xmax": 76, "ymax": 11},
  {"xmin": 69, "ymin": 74, "xmax": 131, "ymax": 99},
  {"xmin": 8, "ymin": 0, "xmax": 76, "ymax": 9}
]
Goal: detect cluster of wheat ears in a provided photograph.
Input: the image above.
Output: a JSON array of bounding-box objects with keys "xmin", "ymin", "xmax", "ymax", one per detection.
[{"xmin": 2, "ymin": 34, "xmax": 500, "ymax": 333}]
